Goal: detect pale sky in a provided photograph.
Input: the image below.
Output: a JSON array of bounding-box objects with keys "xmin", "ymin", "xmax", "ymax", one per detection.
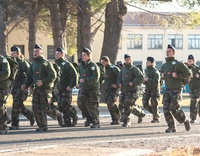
[{"xmin": 127, "ymin": 0, "xmax": 199, "ymax": 12}]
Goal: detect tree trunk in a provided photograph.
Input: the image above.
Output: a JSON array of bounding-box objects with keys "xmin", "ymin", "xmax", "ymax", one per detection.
[
  {"xmin": 77, "ymin": 0, "xmax": 91, "ymax": 59},
  {"xmin": 100, "ymin": 0, "xmax": 127, "ymax": 102},
  {"xmin": 100, "ymin": 0, "xmax": 127, "ymax": 64},
  {"xmin": 0, "ymin": 5, "xmax": 7, "ymax": 55},
  {"xmin": 49, "ymin": 0, "xmax": 67, "ymax": 52},
  {"xmin": 28, "ymin": 1, "xmax": 39, "ymax": 62}
]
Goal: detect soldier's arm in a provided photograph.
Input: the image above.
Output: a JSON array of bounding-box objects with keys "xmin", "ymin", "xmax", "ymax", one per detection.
[
  {"xmin": 42, "ymin": 62, "xmax": 57, "ymax": 86},
  {"xmin": 148, "ymin": 69, "xmax": 160, "ymax": 86},
  {"xmin": 67, "ymin": 62, "xmax": 78, "ymax": 88},
  {"xmin": 0, "ymin": 58, "xmax": 10, "ymax": 81},
  {"xmin": 176, "ymin": 63, "xmax": 191, "ymax": 79},
  {"xmin": 24, "ymin": 66, "xmax": 33, "ymax": 88},
  {"xmin": 131, "ymin": 67, "xmax": 144, "ymax": 86},
  {"xmin": 84, "ymin": 63, "xmax": 99, "ymax": 85}
]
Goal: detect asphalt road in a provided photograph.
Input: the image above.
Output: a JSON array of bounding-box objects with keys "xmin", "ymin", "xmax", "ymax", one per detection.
[{"xmin": 1, "ymin": 107, "xmax": 200, "ymax": 156}]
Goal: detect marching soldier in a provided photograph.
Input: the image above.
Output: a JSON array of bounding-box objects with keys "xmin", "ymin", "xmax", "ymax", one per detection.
[
  {"xmin": 0, "ymin": 55, "xmax": 11, "ymax": 134},
  {"xmin": 77, "ymin": 48, "xmax": 100, "ymax": 128},
  {"xmin": 100, "ymin": 56, "xmax": 120, "ymax": 125},
  {"xmin": 9, "ymin": 46, "xmax": 35, "ymax": 130},
  {"xmin": 187, "ymin": 54, "xmax": 200, "ymax": 123},
  {"xmin": 142, "ymin": 57, "xmax": 160, "ymax": 123},
  {"xmin": 118, "ymin": 54, "xmax": 145, "ymax": 127},
  {"xmin": 21, "ymin": 44, "xmax": 63, "ymax": 131},
  {"xmin": 161, "ymin": 44, "xmax": 191, "ymax": 132},
  {"xmin": 55, "ymin": 47, "xmax": 78, "ymax": 127}
]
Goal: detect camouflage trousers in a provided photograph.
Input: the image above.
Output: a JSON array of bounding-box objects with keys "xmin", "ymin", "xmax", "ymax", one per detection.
[
  {"xmin": 142, "ymin": 89, "xmax": 160, "ymax": 120},
  {"xmin": 190, "ymin": 88, "xmax": 200, "ymax": 120},
  {"xmin": 77, "ymin": 89, "xmax": 100, "ymax": 124},
  {"xmin": 162, "ymin": 89, "xmax": 186, "ymax": 128},
  {"xmin": 105, "ymin": 88, "xmax": 120, "ymax": 122},
  {"xmin": 119, "ymin": 91, "xmax": 125, "ymax": 118},
  {"xmin": 0, "ymin": 90, "xmax": 7, "ymax": 130},
  {"xmin": 11, "ymin": 89, "xmax": 34, "ymax": 126},
  {"xmin": 122, "ymin": 90, "xmax": 145, "ymax": 122},
  {"xmin": 58, "ymin": 90, "xmax": 77, "ymax": 125},
  {"xmin": 32, "ymin": 89, "xmax": 60, "ymax": 128}
]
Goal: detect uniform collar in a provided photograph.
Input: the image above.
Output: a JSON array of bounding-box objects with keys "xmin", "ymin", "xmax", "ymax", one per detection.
[{"xmin": 165, "ymin": 57, "xmax": 175, "ymax": 62}]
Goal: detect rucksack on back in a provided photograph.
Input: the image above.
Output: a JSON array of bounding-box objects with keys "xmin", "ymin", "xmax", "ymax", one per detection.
[
  {"xmin": 4, "ymin": 55, "xmax": 18, "ymax": 81},
  {"xmin": 96, "ymin": 62, "xmax": 105, "ymax": 85}
]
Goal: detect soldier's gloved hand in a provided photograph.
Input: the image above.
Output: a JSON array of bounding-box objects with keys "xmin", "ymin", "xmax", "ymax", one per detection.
[
  {"xmin": 21, "ymin": 84, "xmax": 26, "ymax": 91},
  {"xmin": 66, "ymin": 86, "xmax": 72, "ymax": 91},
  {"xmin": 129, "ymin": 82, "xmax": 133, "ymax": 86},
  {"xmin": 36, "ymin": 80, "xmax": 43, "ymax": 87},
  {"xmin": 111, "ymin": 84, "xmax": 117, "ymax": 88},
  {"xmin": 172, "ymin": 72, "xmax": 178, "ymax": 78},
  {"xmin": 80, "ymin": 79, "xmax": 84, "ymax": 83}
]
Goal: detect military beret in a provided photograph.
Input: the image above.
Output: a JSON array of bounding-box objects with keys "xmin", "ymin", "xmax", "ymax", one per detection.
[
  {"xmin": 167, "ymin": 44, "xmax": 176, "ymax": 51},
  {"xmin": 11, "ymin": 46, "xmax": 20, "ymax": 52},
  {"xmin": 34, "ymin": 44, "xmax": 43, "ymax": 50},
  {"xmin": 147, "ymin": 56, "xmax": 154, "ymax": 63},
  {"xmin": 188, "ymin": 54, "xmax": 195, "ymax": 60},
  {"xmin": 124, "ymin": 54, "xmax": 131, "ymax": 59},
  {"xmin": 56, "ymin": 47, "xmax": 64, "ymax": 53},
  {"xmin": 83, "ymin": 47, "xmax": 91, "ymax": 54}
]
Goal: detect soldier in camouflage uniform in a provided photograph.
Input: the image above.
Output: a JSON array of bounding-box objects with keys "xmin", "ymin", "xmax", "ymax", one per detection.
[
  {"xmin": 77, "ymin": 48, "xmax": 100, "ymax": 128},
  {"xmin": 100, "ymin": 56, "xmax": 120, "ymax": 125},
  {"xmin": 55, "ymin": 47, "xmax": 78, "ymax": 127},
  {"xmin": 9, "ymin": 46, "xmax": 35, "ymax": 130},
  {"xmin": 142, "ymin": 57, "xmax": 160, "ymax": 123},
  {"xmin": 21, "ymin": 44, "xmax": 62, "ymax": 131},
  {"xmin": 187, "ymin": 54, "xmax": 200, "ymax": 123},
  {"xmin": 118, "ymin": 54, "xmax": 145, "ymax": 127},
  {"xmin": 0, "ymin": 55, "xmax": 11, "ymax": 134},
  {"xmin": 161, "ymin": 44, "xmax": 191, "ymax": 133}
]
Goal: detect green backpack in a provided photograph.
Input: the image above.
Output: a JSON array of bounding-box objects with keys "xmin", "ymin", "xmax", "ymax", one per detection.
[{"xmin": 4, "ymin": 55, "xmax": 18, "ymax": 81}]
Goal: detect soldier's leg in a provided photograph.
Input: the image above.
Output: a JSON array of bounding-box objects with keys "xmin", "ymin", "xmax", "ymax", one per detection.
[
  {"xmin": 190, "ymin": 90, "xmax": 200, "ymax": 123},
  {"xmin": 131, "ymin": 92, "xmax": 145, "ymax": 123},
  {"xmin": 60, "ymin": 91, "xmax": 78, "ymax": 127},
  {"xmin": 32, "ymin": 89, "xmax": 48, "ymax": 131},
  {"xmin": 41, "ymin": 89, "xmax": 63, "ymax": 127},
  {"xmin": 106, "ymin": 89, "xmax": 120, "ymax": 124},
  {"xmin": 162, "ymin": 91, "xmax": 176, "ymax": 132},
  {"xmin": 150, "ymin": 89, "xmax": 160, "ymax": 122},
  {"xmin": 77, "ymin": 89, "xmax": 92, "ymax": 127},
  {"xmin": 0, "ymin": 90, "xmax": 8, "ymax": 134},
  {"xmin": 122, "ymin": 91, "xmax": 136, "ymax": 127},
  {"xmin": 119, "ymin": 92, "xmax": 125, "ymax": 122},
  {"xmin": 86, "ymin": 89, "xmax": 100, "ymax": 128},
  {"xmin": 142, "ymin": 90, "xmax": 152, "ymax": 113}
]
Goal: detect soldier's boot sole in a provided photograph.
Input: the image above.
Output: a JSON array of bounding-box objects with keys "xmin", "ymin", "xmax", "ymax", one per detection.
[
  {"xmin": 36, "ymin": 127, "xmax": 48, "ymax": 132},
  {"xmin": 138, "ymin": 114, "xmax": 145, "ymax": 123},
  {"xmin": 184, "ymin": 119, "xmax": 191, "ymax": 131},
  {"xmin": 84, "ymin": 120, "xmax": 91, "ymax": 127},
  {"xmin": 151, "ymin": 119, "xmax": 160, "ymax": 123},
  {"xmin": 0, "ymin": 130, "xmax": 9, "ymax": 135},
  {"xmin": 110, "ymin": 121, "xmax": 120, "ymax": 125},
  {"xmin": 9, "ymin": 126, "xmax": 19, "ymax": 130},
  {"xmin": 165, "ymin": 128, "xmax": 176, "ymax": 133},
  {"xmin": 90, "ymin": 124, "xmax": 100, "ymax": 128}
]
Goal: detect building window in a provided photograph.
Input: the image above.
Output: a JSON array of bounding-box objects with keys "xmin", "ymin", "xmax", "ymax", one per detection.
[
  {"xmin": 14, "ymin": 45, "xmax": 25, "ymax": 55},
  {"xmin": 168, "ymin": 34, "xmax": 183, "ymax": 49},
  {"xmin": 148, "ymin": 34, "xmax": 163, "ymax": 49},
  {"xmin": 47, "ymin": 45, "xmax": 54, "ymax": 59},
  {"xmin": 155, "ymin": 61, "xmax": 162, "ymax": 70},
  {"xmin": 188, "ymin": 35, "xmax": 200, "ymax": 49},
  {"xmin": 127, "ymin": 34, "xmax": 142, "ymax": 49}
]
